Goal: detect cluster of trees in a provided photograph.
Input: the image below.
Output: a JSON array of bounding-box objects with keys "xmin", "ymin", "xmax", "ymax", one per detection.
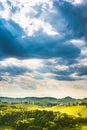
[
  {"xmin": 0, "ymin": 99, "xmax": 87, "ymax": 107},
  {"xmin": 0, "ymin": 110, "xmax": 87, "ymax": 130},
  {"xmin": 0, "ymin": 101, "xmax": 87, "ymax": 130}
]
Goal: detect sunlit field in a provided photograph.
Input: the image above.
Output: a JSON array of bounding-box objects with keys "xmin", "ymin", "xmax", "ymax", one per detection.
[{"xmin": 0, "ymin": 102, "xmax": 87, "ymax": 130}]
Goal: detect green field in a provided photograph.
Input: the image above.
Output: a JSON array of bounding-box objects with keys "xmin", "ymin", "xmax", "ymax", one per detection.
[
  {"xmin": 1, "ymin": 103, "xmax": 86, "ymax": 117},
  {"xmin": 0, "ymin": 126, "xmax": 14, "ymax": 130},
  {"xmin": 51, "ymin": 105, "xmax": 87, "ymax": 118},
  {"xmin": 81, "ymin": 125, "xmax": 87, "ymax": 130},
  {"xmin": 0, "ymin": 103, "xmax": 87, "ymax": 130}
]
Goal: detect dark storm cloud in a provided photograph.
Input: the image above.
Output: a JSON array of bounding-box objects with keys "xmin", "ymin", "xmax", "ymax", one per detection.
[
  {"xmin": 0, "ymin": 0, "xmax": 87, "ymax": 82},
  {"xmin": 52, "ymin": 69, "xmax": 74, "ymax": 76},
  {"xmin": 50, "ymin": 65, "xmax": 87, "ymax": 80},
  {"xmin": 0, "ymin": 18, "xmax": 81, "ymax": 62},
  {"xmin": 23, "ymin": 35, "xmax": 81, "ymax": 59},
  {"xmin": 54, "ymin": 0, "xmax": 87, "ymax": 40},
  {"xmin": 35, "ymin": 61, "xmax": 87, "ymax": 81},
  {"xmin": 48, "ymin": 75, "xmax": 82, "ymax": 81},
  {"xmin": 36, "ymin": 65, "xmax": 74, "ymax": 76},
  {"xmin": 1, "ymin": 0, "xmax": 85, "ymax": 61},
  {"xmin": 0, "ymin": 76, "xmax": 7, "ymax": 81},
  {"xmin": 0, "ymin": 65, "xmax": 30, "ymax": 77},
  {"xmin": 77, "ymin": 65, "xmax": 87, "ymax": 76},
  {"xmin": 0, "ymin": 18, "xmax": 27, "ymax": 59}
]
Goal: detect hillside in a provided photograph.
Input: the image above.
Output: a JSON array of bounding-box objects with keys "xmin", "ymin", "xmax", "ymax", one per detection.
[
  {"xmin": 0, "ymin": 102, "xmax": 87, "ymax": 130},
  {"xmin": 0, "ymin": 96, "xmax": 87, "ymax": 106}
]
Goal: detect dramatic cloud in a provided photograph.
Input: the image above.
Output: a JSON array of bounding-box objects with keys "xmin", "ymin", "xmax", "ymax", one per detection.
[
  {"xmin": 0, "ymin": 0, "xmax": 87, "ymax": 98},
  {"xmin": 54, "ymin": 0, "xmax": 87, "ymax": 39},
  {"xmin": 77, "ymin": 66, "xmax": 87, "ymax": 76}
]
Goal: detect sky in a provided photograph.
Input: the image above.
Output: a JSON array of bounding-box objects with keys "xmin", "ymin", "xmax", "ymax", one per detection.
[{"xmin": 0, "ymin": 0, "xmax": 87, "ymax": 98}]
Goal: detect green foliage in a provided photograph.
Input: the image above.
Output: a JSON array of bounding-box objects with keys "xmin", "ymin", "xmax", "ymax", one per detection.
[
  {"xmin": 0, "ymin": 102, "xmax": 87, "ymax": 130},
  {"xmin": 0, "ymin": 126, "xmax": 14, "ymax": 130},
  {"xmin": 16, "ymin": 119, "xmax": 29, "ymax": 130}
]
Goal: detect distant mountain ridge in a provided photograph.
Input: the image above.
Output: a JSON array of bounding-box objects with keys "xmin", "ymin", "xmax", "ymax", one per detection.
[{"xmin": 0, "ymin": 96, "xmax": 87, "ymax": 105}]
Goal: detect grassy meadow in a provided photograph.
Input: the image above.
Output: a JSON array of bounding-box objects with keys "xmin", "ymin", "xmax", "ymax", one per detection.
[
  {"xmin": 1, "ymin": 103, "xmax": 87, "ymax": 117},
  {"xmin": 0, "ymin": 102, "xmax": 87, "ymax": 130}
]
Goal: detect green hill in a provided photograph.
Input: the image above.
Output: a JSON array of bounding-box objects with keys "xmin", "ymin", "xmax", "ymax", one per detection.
[{"xmin": 0, "ymin": 96, "xmax": 87, "ymax": 106}]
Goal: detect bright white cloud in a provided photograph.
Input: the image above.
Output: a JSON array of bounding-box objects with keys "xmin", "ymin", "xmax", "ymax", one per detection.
[
  {"xmin": 81, "ymin": 48, "xmax": 87, "ymax": 56},
  {"xmin": 0, "ymin": 58, "xmax": 44, "ymax": 70},
  {"xmin": 0, "ymin": 0, "xmax": 58, "ymax": 36},
  {"xmin": 0, "ymin": 57, "xmax": 87, "ymax": 98},
  {"xmin": 65, "ymin": 0, "xmax": 84, "ymax": 5},
  {"xmin": 70, "ymin": 39, "xmax": 85, "ymax": 47},
  {"xmin": 0, "ymin": 74, "xmax": 87, "ymax": 98}
]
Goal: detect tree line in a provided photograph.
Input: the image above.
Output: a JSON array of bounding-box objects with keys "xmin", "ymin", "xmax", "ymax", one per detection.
[{"xmin": 0, "ymin": 110, "xmax": 87, "ymax": 130}]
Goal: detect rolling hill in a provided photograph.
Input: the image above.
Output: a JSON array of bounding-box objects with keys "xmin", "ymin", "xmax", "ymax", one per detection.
[{"xmin": 0, "ymin": 96, "xmax": 87, "ymax": 106}]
